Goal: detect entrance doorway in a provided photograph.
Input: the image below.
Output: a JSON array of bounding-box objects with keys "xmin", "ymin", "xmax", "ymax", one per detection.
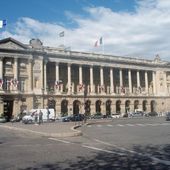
[
  {"xmin": 73, "ymin": 100, "xmax": 80, "ymax": 115},
  {"xmin": 3, "ymin": 100, "xmax": 13, "ymax": 121}
]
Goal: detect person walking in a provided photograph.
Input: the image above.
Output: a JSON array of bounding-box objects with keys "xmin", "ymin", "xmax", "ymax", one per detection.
[
  {"xmin": 39, "ymin": 110, "xmax": 43, "ymax": 125},
  {"xmin": 46, "ymin": 107, "xmax": 50, "ymax": 122}
]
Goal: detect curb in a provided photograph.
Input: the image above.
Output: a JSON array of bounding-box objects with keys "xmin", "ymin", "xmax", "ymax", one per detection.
[{"xmin": 0, "ymin": 124, "xmax": 83, "ymax": 138}]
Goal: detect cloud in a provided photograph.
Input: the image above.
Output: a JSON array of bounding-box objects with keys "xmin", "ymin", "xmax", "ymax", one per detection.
[{"xmin": 1, "ymin": 0, "xmax": 170, "ymax": 61}]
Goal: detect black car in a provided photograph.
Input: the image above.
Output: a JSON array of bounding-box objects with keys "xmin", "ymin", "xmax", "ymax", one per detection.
[
  {"xmin": 70, "ymin": 114, "xmax": 85, "ymax": 121},
  {"xmin": 146, "ymin": 111, "xmax": 158, "ymax": 117},
  {"xmin": 166, "ymin": 112, "xmax": 170, "ymax": 121}
]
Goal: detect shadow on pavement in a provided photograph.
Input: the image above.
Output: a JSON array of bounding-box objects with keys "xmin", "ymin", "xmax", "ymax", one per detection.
[{"xmin": 19, "ymin": 144, "xmax": 170, "ymax": 170}]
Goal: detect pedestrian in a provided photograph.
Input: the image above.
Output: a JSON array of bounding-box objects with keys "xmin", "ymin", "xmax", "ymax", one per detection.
[
  {"xmin": 34, "ymin": 110, "xmax": 38, "ymax": 124},
  {"xmin": 46, "ymin": 107, "xmax": 50, "ymax": 122},
  {"xmin": 39, "ymin": 110, "xmax": 43, "ymax": 125}
]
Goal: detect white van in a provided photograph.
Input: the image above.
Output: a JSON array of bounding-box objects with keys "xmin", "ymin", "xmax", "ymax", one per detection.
[{"xmin": 22, "ymin": 109, "xmax": 55, "ymax": 124}]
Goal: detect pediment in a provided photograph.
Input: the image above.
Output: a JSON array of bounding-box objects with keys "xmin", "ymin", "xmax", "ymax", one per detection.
[{"xmin": 0, "ymin": 37, "xmax": 28, "ymax": 50}]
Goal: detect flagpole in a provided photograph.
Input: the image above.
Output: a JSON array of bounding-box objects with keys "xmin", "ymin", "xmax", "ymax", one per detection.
[
  {"xmin": 100, "ymin": 37, "xmax": 104, "ymax": 55},
  {"xmin": 102, "ymin": 40, "xmax": 104, "ymax": 55},
  {"xmin": 64, "ymin": 33, "xmax": 65, "ymax": 47}
]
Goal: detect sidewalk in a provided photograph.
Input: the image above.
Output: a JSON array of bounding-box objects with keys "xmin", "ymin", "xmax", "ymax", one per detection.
[
  {"xmin": 0, "ymin": 121, "xmax": 83, "ymax": 137},
  {"xmin": 0, "ymin": 119, "xmax": 112, "ymax": 138}
]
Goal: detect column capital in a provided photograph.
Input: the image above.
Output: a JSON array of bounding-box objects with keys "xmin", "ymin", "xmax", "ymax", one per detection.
[
  {"xmin": 55, "ymin": 62, "xmax": 59, "ymax": 66},
  {"xmin": 44, "ymin": 59, "xmax": 48, "ymax": 64}
]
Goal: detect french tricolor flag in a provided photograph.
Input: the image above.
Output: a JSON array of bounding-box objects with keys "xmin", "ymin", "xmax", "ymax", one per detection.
[
  {"xmin": 94, "ymin": 37, "xmax": 103, "ymax": 47},
  {"xmin": 0, "ymin": 20, "xmax": 7, "ymax": 28}
]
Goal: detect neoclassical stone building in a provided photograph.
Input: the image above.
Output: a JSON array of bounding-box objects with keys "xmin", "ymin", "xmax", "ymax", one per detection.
[{"xmin": 0, "ymin": 37, "xmax": 170, "ymax": 119}]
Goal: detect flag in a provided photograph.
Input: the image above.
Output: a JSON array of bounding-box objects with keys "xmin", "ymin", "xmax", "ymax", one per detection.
[
  {"xmin": 94, "ymin": 37, "xmax": 103, "ymax": 47},
  {"xmin": 59, "ymin": 31, "xmax": 64, "ymax": 37},
  {"xmin": 0, "ymin": 20, "xmax": 7, "ymax": 28},
  {"xmin": 99, "ymin": 37, "xmax": 103, "ymax": 45},
  {"xmin": 94, "ymin": 40, "xmax": 98, "ymax": 47}
]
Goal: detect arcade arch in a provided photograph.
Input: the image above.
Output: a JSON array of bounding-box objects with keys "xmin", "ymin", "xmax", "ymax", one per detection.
[
  {"xmin": 116, "ymin": 100, "xmax": 121, "ymax": 113},
  {"xmin": 106, "ymin": 100, "xmax": 112, "ymax": 115},
  {"xmin": 61, "ymin": 99, "xmax": 68, "ymax": 116},
  {"xmin": 96, "ymin": 100, "xmax": 102, "ymax": 114},
  {"xmin": 73, "ymin": 100, "xmax": 81, "ymax": 115}
]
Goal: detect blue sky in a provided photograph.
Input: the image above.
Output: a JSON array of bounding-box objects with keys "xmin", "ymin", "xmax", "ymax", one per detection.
[
  {"xmin": 0, "ymin": 0, "xmax": 170, "ymax": 61},
  {"xmin": 0, "ymin": 0, "xmax": 136, "ymax": 24}
]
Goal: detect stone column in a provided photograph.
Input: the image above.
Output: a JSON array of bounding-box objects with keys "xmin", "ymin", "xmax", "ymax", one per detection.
[
  {"xmin": 0, "ymin": 58, "xmax": 3, "ymax": 91},
  {"xmin": 145, "ymin": 71, "xmax": 148, "ymax": 93},
  {"xmin": 55, "ymin": 62, "xmax": 59, "ymax": 82},
  {"xmin": 153, "ymin": 71, "xmax": 156, "ymax": 95},
  {"xmin": 14, "ymin": 58, "xmax": 18, "ymax": 80},
  {"xmin": 67, "ymin": 64, "xmax": 71, "ymax": 94},
  {"xmin": 90, "ymin": 66, "xmax": 94, "ymax": 93},
  {"xmin": 43, "ymin": 60, "xmax": 47, "ymax": 92},
  {"xmin": 119, "ymin": 69, "xmax": 123, "ymax": 87},
  {"xmin": 13, "ymin": 58, "xmax": 18, "ymax": 91},
  {"xmin": 55, "ymin": 62, "xmax": 59, "ymax": 93},
  {"xmin": 0, "ymin": 58, "xmax": 3, "ymax": 78},
  {"xmin": 110, "ymin": 68, "xmax": 114, "ymax": 93},
  {"xmin": 137, "ymin": 70, "xmax": 140, "ymax": 88},
  {"xmin": 79, "ymin": 65, "xmax": 82, "ymax": 84},
  {"xmin": 100, "ymin": 67, "xmax": 104, "ymax": 86},
  {"xmin": 163, "ymin": 71, "xmax": 167, "ymax": 94},
  {"xmin": 128, "ymin": 69, "xmax": 132, "ymax": 93},
  {"xmin": 28, "ymin": 59, "xmax": 33, "ymax": 91}
]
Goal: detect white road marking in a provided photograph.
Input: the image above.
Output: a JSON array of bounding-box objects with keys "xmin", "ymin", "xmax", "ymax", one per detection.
[
  {"xmin": 90, "ymin": 138, "xmax": 170, "ymax": 166},
  {"xmin": 48, "ymin": 137, "xmax": 71, "ymax": 144},
  {"xmin": 82, "ymin": 145, "xmax": 125, "ymax": 156},
  {"xmin": 117, "ymin": 124, "xmax": 124, "ymax": 127},
  {"xmin": 136, "ymin": 124, "xmax": 145, "ymax": 126},
  {"xmin": 126, "ymin": 124, "xmax": 134, "ymax": 126},
  {"xmin": 97, "ymin": 125, "xmax": 102, "ymax": 127},
  {"xmin": 107, "ymin": 124, "xmax": 113, "ymax": 127},
  {"xmin": 161, "ymin": 123, "xmax": 170, "ymax": 126}
]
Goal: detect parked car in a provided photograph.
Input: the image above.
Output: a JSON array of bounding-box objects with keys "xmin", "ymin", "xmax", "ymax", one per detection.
[
  {"xmin": 11, "ymin": 112, "xmax": 27, "ymax": 123},
  {"xmin": 145, "ymin": 111, "xmax": 158, "ymax": 117},
  {"xmin": 0, "ymin": 116, "xmax": 7, "ymax": 123},
  {"xmin": 70, "ymin": 114, "xmax": 85, "ymax": 121},
  {"xmin": 111, "ymin": 113, "xmax": 121, "ymax": 118},
  {"xmin": 90, "ymin": 113, "xmax": 103, "ymax": 119},
  {"xmin": 61, "ymin": 116, "xmax": 71, "ymax": 122},
  {"xmin": 129, "ymin": 111, "xmax": 144, "ymax": 117},
  {"xmin": 22, "ymin": 109, "xmax": 55, "ymax": 124},
  {"xmin": 166, "ymin": 112, "xmax": 170, "ymax": 121}
]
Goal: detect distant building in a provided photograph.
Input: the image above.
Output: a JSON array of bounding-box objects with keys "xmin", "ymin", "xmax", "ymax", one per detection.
[{"xmin": 0, "ymin": 37, "xmax": 170, "ymax": 119}]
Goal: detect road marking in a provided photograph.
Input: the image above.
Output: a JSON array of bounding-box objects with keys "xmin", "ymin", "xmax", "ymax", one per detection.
[
  {"xmin": 97, "ymin": 125, "xmax": 102, "ymax": 127},
  {"xmin": 107, "ymin": 124, "xmax": 113, "ymax": 127},
  {"xmin": 82, "ymin": 145, "xmax": 125, "ymax": 156},
  {"xmin": 87, "ymin": 125, "xmax": 92, "ymax": 127},
  {"xmin": 161, "ymin": 123, "xmax": 170, "ymax": 126},
  {"xmin": 91, "ymin": 138, "xmax": 170, "ymax": 166},
  {"xmin": 136, "ymin": 124, "xmax": 145, "ymax": 126},
  {"xmin": 117, "ymin": 124, "xmax": 124, "ymax": 127},
  {"xmin": 48, "ymin": 137, "xmax": 71, "ymax": 144},
  {"xmin": 126, "ymin": 124, "xmax": 134, "ymax": 126}
]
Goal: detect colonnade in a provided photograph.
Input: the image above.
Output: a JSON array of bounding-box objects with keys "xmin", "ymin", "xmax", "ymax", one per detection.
[{"xmin": 43, "ymin": 62, "xmax": 156, "ymax": 95}]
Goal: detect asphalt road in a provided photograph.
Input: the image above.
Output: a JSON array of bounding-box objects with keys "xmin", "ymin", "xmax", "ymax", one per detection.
[{"xmin": 0, "ymin": 117, "xmax": 170, "ymax": 170}]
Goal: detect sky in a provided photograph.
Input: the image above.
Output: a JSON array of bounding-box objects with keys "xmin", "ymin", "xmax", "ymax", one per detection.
[{"xmin": 0, "ymin": 0, "xmax": 170, "ymax": 61}]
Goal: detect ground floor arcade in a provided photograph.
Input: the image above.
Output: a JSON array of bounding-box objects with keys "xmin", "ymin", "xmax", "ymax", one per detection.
[{"xmin": 0, "ymin": 94, "xmax": 170, "ymax": 120}]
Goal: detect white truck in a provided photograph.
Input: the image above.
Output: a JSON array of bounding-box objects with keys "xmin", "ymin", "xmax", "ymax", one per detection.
[{"xmin": 22, "ymin": 108, "xmax": 55, "ymax": 124}]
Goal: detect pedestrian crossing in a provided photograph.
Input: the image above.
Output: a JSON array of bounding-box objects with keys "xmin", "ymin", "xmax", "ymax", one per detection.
[{"xmin": 87, "ymin": 122, "xmax": 170, "ymax": 128}]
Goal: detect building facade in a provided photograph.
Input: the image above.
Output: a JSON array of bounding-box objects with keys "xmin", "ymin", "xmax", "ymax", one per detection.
[{"xmin": 0, "ymin": 37, "xmax": 170, "ymax": 120}]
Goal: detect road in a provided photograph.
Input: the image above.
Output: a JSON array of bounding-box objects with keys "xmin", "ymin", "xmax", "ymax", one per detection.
[{"xmin": 0, "ymin": 117, "xmax": 170, "ymax": 170}]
